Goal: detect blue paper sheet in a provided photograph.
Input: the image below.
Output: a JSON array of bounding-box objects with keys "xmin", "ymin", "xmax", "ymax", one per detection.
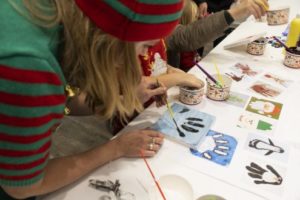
[{"xmin": 151, "ymin": 103, "xmax": 215, "ymax": 149}]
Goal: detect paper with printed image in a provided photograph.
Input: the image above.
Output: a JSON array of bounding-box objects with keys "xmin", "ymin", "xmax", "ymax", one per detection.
[{"xmin": 151, "ymin": 103, "xmax": 215, "ymax": 149}]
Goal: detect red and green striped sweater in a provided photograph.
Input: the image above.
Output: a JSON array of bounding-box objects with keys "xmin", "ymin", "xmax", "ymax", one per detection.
[{"xmin": 0, "ymin": 0, "xmax": 66, "ymax": 194}]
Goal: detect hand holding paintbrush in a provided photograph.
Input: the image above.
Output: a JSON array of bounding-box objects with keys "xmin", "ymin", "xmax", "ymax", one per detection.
[
  {"xmin": 155, "ymin": 79, "xmax": 185, "ymax": 137},
  {"xmin": 153, "ymin": 78, "xmax": 168, "ymax": 107},
  {"xmin": 137, "ymin": 76, "xmax": 167, "ymax": 106}
]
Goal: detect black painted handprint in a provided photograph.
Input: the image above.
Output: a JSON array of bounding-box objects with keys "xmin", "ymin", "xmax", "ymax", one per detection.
[
  {"xmin": 179, "ymin": 108, "xmax": 190, "ymax": 113},
  {"xmin": 180, "ymin": 117, "xmax": 204, "ymax": 133},
  {"xmin": 246, "ymin": 162, "xmax": 282, "ymax": 185}
]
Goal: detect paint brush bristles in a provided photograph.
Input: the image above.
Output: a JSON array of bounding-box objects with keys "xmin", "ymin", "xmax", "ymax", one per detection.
[
  {"xmin": 140, "ymin": 150, "xmax": 167, "ymax": 200},
  {"xmin": 213, "ymin": 60, "xmax": 224, "ymax": 87}
]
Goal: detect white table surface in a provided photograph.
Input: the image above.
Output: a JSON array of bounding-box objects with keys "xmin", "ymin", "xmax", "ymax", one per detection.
[{"xmin": 43, "ymin": 1, "xmax": 300, "ymax": 199}]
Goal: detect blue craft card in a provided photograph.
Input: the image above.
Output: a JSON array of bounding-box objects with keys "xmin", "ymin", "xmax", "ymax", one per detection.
[
  {"xmin": 151, "ymin": 103, "xmax": 215, "ymax": 149},
  {"xmin": 190, "ymin": 130, "xmax": 238, "ymax": 166}
]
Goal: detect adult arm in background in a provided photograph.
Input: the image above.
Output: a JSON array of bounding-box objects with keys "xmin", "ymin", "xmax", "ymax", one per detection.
[
  {"xmin": 166, "ymin": 10, "xmax": 230, "ymax": 53},
  {"xmin": 166, "ymin": 0, "xmax": 268, "ymax": 67},
  {"xmin": 166, "ymin": 11, "xmax": 231, "ymax": 67}
]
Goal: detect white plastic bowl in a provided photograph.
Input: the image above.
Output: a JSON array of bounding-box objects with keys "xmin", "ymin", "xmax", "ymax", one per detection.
[{"xmin": 149, "ymin": 174, "xmax": 194, "ymax": 200}]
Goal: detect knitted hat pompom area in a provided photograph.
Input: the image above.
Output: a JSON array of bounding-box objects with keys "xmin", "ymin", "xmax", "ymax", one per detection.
[{"xmin": 75, "ymin": 0, "xmax": 183, "ymax": 42}]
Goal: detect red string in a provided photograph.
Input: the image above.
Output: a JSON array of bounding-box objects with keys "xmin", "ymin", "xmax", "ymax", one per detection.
[{"xmin": 140, "ymin": 150, "xmax": 167, "ymax": 200}]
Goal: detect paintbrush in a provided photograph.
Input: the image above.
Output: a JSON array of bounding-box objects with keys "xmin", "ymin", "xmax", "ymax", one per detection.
[
  {"xmin": 213, "ymin": 60, "xmax": 224, "ymax": 87},
  {"xmin": 154, "ymin": 79, "xmax": 167, "ymax": 107},
  {"xmin": 195, "ymin": 63, "xmax": 223, "ymax": 89},
  {"xmin": 140, "ymin": 150, "xmax": 167, "ymax": 200},
  {"xmin": 273, "ymin": 36, "xmax": 290, "ymax": 52},
  {"xmin": 166, "ymin": 101, "xmax": 185, "ymax": 137},
  {"xmin": 155, "ymin": 79, "xmax": 185, "ymax": 137}
]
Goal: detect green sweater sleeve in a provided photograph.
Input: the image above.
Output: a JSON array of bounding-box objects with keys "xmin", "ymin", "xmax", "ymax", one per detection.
[{"xmin": 0, "ymin": 0, "xmax": 66, "ymax": 189}]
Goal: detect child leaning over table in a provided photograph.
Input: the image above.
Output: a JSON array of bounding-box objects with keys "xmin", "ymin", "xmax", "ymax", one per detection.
[
  {"xmin": 0, "ymin": 0, "xmax": 185, "ymax": 199},
  {"xmin": 110, "ymin": 39, "xmax": 204, "ymax": 134}
]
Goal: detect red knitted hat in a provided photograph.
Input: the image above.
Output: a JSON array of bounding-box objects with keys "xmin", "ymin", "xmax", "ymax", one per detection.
[{"xmin": 75, "ymin": 0, "xmax": 183, "ymax": 42}]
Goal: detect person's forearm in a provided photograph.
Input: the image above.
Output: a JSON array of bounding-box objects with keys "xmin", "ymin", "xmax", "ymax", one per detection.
[
  {"xmin": 158, "ymin": 73, "xmax": 182, "ymax": 89},
  {"xmin": 166, "ymin": 11, "xmax": 230, "ymax": 52},
  {"xmin": 4, "ymin": 139, "xmax": 123, "ymax": 199}
]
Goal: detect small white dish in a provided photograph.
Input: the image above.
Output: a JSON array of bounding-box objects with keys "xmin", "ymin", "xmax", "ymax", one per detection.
[
  {"xmin": 149, "ymin": 174, "xmax": 194, "ymax": 200},
  {"xmin": 196, "ymin": 194, "xmax": 226, "ymax": 200}
]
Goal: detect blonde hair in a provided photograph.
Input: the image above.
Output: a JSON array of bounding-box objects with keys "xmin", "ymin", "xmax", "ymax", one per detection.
[
  {"xmin": 180, "ymin": 0, "xmax": 199, "ymax": 25},
  {"xmin": 17, "ymin": 0, "xmax": 143, "ymax": 121}
]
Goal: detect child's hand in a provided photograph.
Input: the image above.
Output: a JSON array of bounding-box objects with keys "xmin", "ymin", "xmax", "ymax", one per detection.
[
  {"xmin": 166, "ymin": 66, "xmax": 185, "ymax": 74},
  {"xmin": 153, "ymin": 79, "xmax": 168, "ymax": 107},
  {"xmin": 178, "ymin": 73, "xmax": 203, "ymax": 89},
  {"xmin": 115, "ymin": 129, "xmax": 164, "ymax": 157},
  {"xmin": 136, "ymin": 76, "xmax": 167, "ymax": 104}
]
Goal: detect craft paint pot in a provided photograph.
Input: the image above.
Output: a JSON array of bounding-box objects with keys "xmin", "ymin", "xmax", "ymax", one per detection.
[
  {"xmin": 246, "ymin": 37, "xmax": 267, "ymax": 55},
  {"xmin": 267, "ymin": 6, "xmax": 290, "ymax": 25},
  {"xmin": 206, "ymin": 75, "xmax": 232, "ymax": 101},
  {"xmin": 179, "ymin": 80, "xmax": 205, "ymax": 105},
  {"xmin": 196, "ymin": 195, "xmax": 226, "ymax": 200},
  {"xmin": 284, "ymin": 48, "xmax": 300, "ymax": 68},
  {"xmin": 149, "ymin": 174, "xmax": 194, "ymax": 200}
]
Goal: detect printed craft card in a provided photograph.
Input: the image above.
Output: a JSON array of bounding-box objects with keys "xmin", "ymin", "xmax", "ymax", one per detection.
[
  {"xmin": 230, "ymin": 62, "xmax": 263, "ymax": 77},
  {"xmin": 261, "ymin": 73, "xmax": 293, "ymax": 88},
  {"xmin": 237, "ymin": 112, "xmax": 277, "ymax": 134},
  {"xmin": 246, "ymin": 97, "xmax": 283, "ymax": 120},
  {"xmin": 249, "ymin": 81, "xmax": 282, "ymax": 98},
  {"xmin": 225, "ymin": 91, "xmax": 250, "ymax": 108},
  {"xmin": 190, "ymin": 130, "xmax": 238, "ymax": 166},
  {"xmin": 151, "ymin": 103, "xmax": 215, "ymax": 149}
]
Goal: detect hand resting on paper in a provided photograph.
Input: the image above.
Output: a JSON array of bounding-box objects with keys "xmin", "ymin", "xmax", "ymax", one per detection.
[{"xmin": 114, "ymin": 129, "xmax": 164, "ymax": 157}]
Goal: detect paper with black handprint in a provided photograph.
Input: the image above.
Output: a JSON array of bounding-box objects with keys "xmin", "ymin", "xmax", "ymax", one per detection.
[
  {"xmin": 151, "ymin": 103, "xmax": 215, "ymax": 149},
  {"xmin": 246, "ymin": 162, "xmax": 283, "ymax": 185},
  {"xmin": 190, "ymin": 130, "xmax": 237, "ymax": 166}
]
